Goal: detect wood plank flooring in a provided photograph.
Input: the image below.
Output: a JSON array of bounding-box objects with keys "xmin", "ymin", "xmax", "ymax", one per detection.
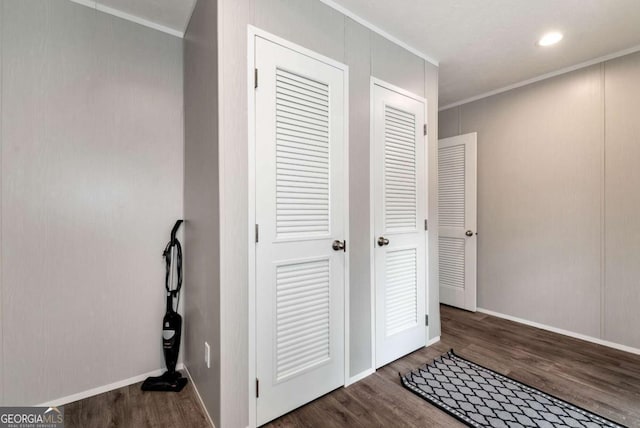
[
  {"xmin": 64, "ymin": 379, "xmax": 210, "ymax": 428},
  {"xmin": 65, "ymin": 305, "xmax": 640, "ymax": 427},
  {"xmin": 266, "ymin": 305, "xmax": 640, "ymax": 427}
]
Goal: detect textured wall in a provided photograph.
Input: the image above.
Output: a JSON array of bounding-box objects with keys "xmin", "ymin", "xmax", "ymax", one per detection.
[
  {"xmin": 603, "ymin": 52, "xmax": 640, "ymax": 349},
  {"xmin": 344, "ymin": 17, "xmax": 373, "ymax": 378},
  {"xmin": 0, "ymin": 0, "xmax": 184, "ymax": 405},
  {"xmin": 183, "ymin": 0, "xmax": 221, "ymax": 425},
  {"xmin": 440, "ymin": 52, "xmax": 640, "ymax": 350}
]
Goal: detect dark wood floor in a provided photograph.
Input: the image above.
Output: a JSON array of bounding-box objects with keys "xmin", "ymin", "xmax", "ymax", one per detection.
[
  {"xmin": 66, "ymin": 305, "xmax": 640, "ymax": 427},
  {"xmin": 65, "ymin": 378, "xmax": 210, "ymax": 428}
]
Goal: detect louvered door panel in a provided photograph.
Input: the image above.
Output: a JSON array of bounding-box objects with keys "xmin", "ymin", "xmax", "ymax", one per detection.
[
  {"xmin": 384, "ymin": 105, "xmax": 417, "ymax": 232},
  {"xmin": 438, "ymin": 133, "xmax": 477, "ymax": 312},
  {"xmin": 439, "ymin": 237, "xmax": 465, "ymax": 289},
  {"xmin": 255, "ymin": 36, "xmax": 346, "ymax": 426},
  {"xmin": 373, "ymin": 83, "xmax": 426, "ymax": 369},
  {"xmin": 276, "ymin": 68, "xmax": 330, "ymax": 239},
  {"xmin": 385, "ymin": 249, "xmax": 418, "ymax": 336},
  {"xmin": 275, "ymin": 258, "xmax": 330, "ymax": 381},
  {"xmin": 438, "ymin": 144, "xmax": 465, "ymax": 227}
]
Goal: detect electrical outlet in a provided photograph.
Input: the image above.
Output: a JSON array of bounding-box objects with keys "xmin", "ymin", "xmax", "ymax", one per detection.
[{"xmin": 204, "ymin": 342, "xmax": 210, "ymax": 368}]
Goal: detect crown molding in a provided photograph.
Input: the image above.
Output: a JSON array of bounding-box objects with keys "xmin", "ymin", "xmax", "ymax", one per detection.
[
  {"xmin": 317, "ymin": 0, "xmax": 439, "ymax": 66},
  {"xmin": 69, "ymin": 0, "xmax": 184, "ymax": 38},
  {"xmin": 440, "ymin": 44, "xmax": 640, "ymax": 111}
]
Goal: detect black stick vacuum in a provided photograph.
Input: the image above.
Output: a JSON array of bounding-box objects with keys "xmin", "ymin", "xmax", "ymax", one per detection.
[{"xmin": 141, "ymin": 220, "xmax": 188, "ymax": 392}]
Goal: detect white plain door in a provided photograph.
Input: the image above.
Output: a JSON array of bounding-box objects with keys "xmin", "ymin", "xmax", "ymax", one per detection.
[
  {"xmin": 254, "ymin": 36, "xmax": 347, "ymax": 425},
  {"xmin": 372, "ymin": 81, "xmax": 427, "ymax": 369},
  {"xmin": 438, "ymin": 133, "xmax": 477, "ymax": 312}
]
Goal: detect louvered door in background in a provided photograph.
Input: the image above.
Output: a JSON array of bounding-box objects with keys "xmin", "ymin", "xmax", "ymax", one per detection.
[
  {"xmin": 372, "ymin": 81, "xmax": 427, "ymax": 368},
  {"xmin": 254, "ymin": 36, "xmax": 347, "ymax": 425},
  {"xmin": 438, "ymin": 133, "xmax": 477, "ymax": 311}
]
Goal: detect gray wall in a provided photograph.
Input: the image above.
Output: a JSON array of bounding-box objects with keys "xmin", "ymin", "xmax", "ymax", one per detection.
[
  {"xmin": 183, "ymin": 0, "xmax": 221, "ymax": 424},
  {"xmin": 603, "ymin": 52, "xmax": 640, "ymax": 348},
  {"xmin": 192, "ymin": 0, "xmax": 440, "ymax": 426},
  {"xmin": 0, "ymin": 1, "xmax": 184, "ymax": 405},
  {"xmin": 439, "ymin": 51, "xmax": 640, "ymax": 349}
]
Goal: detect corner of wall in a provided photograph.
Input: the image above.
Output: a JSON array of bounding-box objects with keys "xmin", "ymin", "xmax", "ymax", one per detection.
[{"xmin": 183, "ymin": 0, "xmax": 222, "ymax": 425}]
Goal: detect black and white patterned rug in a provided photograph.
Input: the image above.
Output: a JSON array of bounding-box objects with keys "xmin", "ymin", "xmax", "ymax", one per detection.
[{"xmin": 401, "ymin": 350, "xmax": 625, "ymax": 428}]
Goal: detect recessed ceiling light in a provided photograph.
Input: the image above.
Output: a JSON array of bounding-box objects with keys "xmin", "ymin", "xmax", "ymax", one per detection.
[{"xmin": 537, "ymin": 32, "xmax": 563, "ymax": 47}]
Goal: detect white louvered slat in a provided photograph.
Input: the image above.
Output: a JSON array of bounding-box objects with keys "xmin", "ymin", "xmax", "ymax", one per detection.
[
  {"xmin": 438, "ymin": 144, "xmax": 465, "ymax": 227},
  {"xmin": 385, "ymin": 249, "xmax": 418, "ymax": 336},
  {"xmin": 276, "ymin": 68, "xmax": 330, "ymax": 239},
  {"xmin": 439, "ymin": 237, "xmax": 465, "ymax": 289},
  {"xmin": 276, "ymin": 259, "xmax": 331, "ymax": 381},
  {"xmin": 384, "ymin": 105, "xmax": 417, "ymax": 232}
]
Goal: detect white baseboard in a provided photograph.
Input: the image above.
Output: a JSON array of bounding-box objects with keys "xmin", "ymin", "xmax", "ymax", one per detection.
[
  {"xmin": 477, "ymin": 307, "xmax": 640, "ymax": 357},
  {"xmin": 345, "ymin": 337, "xmax": 442, "ymax": 387},
  {"xmin": 426, "ymin": 336, "xmax": 441, "ymax": 347},
  {"xmin": 345, "ymin": 368, "xmax": 375, "ymax": 387},
  {"xmin": 184, "ymin": 365, "xmax": 216, "ymax": 428},
  {"xmin": 37, "ymin": 363, "xmax": 185, "ymax": 407}
]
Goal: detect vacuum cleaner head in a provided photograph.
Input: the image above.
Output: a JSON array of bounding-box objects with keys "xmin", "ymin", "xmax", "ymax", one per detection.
[{"xmin": 141, "ymin": 371, "xmax": 188, "ymax": 392}]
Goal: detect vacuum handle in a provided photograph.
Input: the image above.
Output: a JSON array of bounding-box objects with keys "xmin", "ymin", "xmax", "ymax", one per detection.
[{"xmin": 170, "ymin": 220, "xmax": 183, "ymax": 244}]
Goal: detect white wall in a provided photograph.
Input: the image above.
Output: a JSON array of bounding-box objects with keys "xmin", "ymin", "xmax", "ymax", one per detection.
[
  {"xmin": 0, "ymin": 0, "xmax": 184, "ymax": 405},
  {"xmin": 439, "ymin": 51, "xmax": 640, "ymax": 350}
]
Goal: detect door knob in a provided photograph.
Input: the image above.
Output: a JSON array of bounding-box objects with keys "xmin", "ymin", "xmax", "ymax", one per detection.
[
  {"xmin": 377, "ymin": 237, "xmax": 390, "ymax": 246},
  {"xmin": 332, "ymin": 240, "xmax": 346, "ymax": 252},
  {"xmin": 465, "ymin": 230, "xmax": 474, "ymax": 237}
]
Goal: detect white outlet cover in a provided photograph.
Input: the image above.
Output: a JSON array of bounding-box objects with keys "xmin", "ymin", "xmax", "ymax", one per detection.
[{"xmin": 205, "ymin": 342, "xmax": 210, "ymax": 368}]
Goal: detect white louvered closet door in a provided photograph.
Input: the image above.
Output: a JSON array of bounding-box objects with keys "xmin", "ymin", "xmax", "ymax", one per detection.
[
  {"xmin": 438, "ymin": 133, "xmax": 477, "ymax": 312},
  {"xmin": 254, "ymin": 36, "xmax": 347, "ymax": 426},
  {"xmin": 372, "ymin": 82, "xmax": 427, "ymax": 369}
]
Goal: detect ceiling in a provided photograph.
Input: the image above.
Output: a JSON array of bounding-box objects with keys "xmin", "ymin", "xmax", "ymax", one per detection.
[
  {"xmin": 331, "ymin": 0, "xmax": 640, "ymax": 107},
  {"xmin": 82, "ymin": 0, "xmax": 640, "ymax": 107}
]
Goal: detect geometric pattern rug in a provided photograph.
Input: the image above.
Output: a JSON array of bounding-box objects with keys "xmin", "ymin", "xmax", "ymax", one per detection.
[{"xmin": 401, "ymin": 350, "xmax": 626, "ymax": 428}]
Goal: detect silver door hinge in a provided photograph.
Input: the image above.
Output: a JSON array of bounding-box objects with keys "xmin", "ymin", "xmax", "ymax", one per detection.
[
  {"xmin": 423, "ymin": 124, "xmax": 428, "ymax": 136},
  {"xmin": 255, "ymin": 224, "xmax": 259, "ymax": 243},
  {"xmin": 424, "ymin": 219, "xmax": 428, "ymax": 231},
  {"xmin": 256, "ymin": 378, "xmax": 259, "ymax": 398},
  {"xmin": 425, "ymin": 315, "xmax": 429, "ymax": 326},
  {"xmin": 254, "ymin": 68, "xmax": 258, "ymax": 89}
]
